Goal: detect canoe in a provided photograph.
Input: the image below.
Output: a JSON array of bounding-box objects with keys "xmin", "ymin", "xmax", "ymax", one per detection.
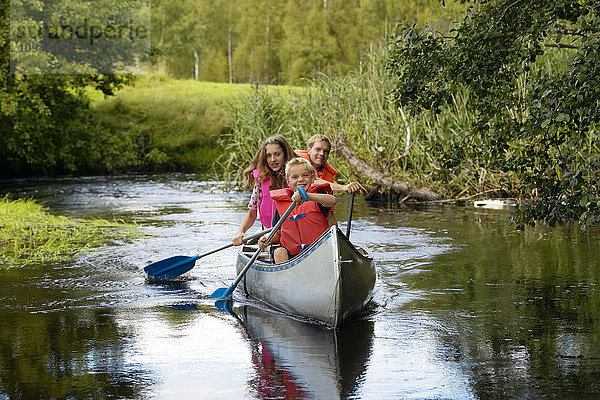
[
  {"xmin": 473, "ymin": 199, "xmax": 517, "ymax": 209},
  {"xmin": 236, "ymin": 225, "xmax": 376, "ymax": 327}
]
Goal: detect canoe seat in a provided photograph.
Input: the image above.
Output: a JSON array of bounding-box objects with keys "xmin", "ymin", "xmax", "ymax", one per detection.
[
  {"xmin": 241, "ymin": 245, "xmax": 272, "ymax": 263},
  {"xmin": 357, "ymin": 247, "xmax": 369, "ymax": 257}
]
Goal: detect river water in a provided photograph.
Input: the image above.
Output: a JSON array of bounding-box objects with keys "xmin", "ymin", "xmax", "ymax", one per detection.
[{"xmin": 1, "ymin": 174, "xmax": 599, "ymax": 399}]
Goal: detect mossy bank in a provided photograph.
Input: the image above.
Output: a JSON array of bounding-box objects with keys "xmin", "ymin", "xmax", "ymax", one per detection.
[{"xmin": 0, "ymin": 197, "xmax": 140, "ymax": 267}]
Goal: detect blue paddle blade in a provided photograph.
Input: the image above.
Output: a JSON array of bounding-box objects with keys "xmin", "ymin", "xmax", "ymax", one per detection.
[
  {"xmin": 210, "ymin": 286, "xmax": 233, "ymax": 299},
  {"xmin": 144, "ymin": 255, "xmax": 198, "ymax": 280},
  {"xmin": 214, "ymin": 299, "xmax": 234, "ymax": 314}
]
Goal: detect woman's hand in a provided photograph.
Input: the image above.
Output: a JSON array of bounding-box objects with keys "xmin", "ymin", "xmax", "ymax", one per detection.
[{"xmin": 232, "ymin": 233, "xmax": 245, "ymax": 246}]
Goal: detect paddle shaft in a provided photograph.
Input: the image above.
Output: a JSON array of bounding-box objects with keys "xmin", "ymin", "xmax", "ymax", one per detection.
[
  {"xmin": 200, "ymin": 227, "xmax": 272, "ymax": 259},
  {"xmin": 221, "ymin": 201, "xmax": 296, "ymax": 298},
  {"xmin": 144, "ymin": 227, "xmax": 272, "ymax": 279},
  {"xmin": 346, "ymin": 193, "xmax": 355, "ymax": 239}
]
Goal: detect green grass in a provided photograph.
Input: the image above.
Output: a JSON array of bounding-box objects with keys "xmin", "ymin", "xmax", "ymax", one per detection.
[
  {"xmin": 88, "ymin": 74, "xmax": 301, "ymax": 173},
  {"xmin": 0, "ymin": 197, "xmax": 141, "ymax": 267},
  {"xmin": 89, "ymin": 74, "xmax": 258, "ymax": 103}
]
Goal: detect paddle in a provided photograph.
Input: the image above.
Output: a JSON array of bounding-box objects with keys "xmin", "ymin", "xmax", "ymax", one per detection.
[
  {"xmin": 345, "ymin": 193, "xmax": 355, "ymax": 239},
  {"xmin": 211, "ymin": 188, "xmax": 303, "ymax": 299},
  {"xmin": 144, "ymin": 228, "xmax": 272, "ymax": 280}
]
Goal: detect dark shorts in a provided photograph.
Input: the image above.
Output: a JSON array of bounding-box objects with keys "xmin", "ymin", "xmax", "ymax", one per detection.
[{"xmin": 269, "ymin": 245, "xmax": 293, "ymax": 262}]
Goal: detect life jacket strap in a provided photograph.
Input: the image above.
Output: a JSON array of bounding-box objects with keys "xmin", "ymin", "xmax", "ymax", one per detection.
[{"xmin": 289, "ymin": 213, "xmax": 306, "ymax": 222}]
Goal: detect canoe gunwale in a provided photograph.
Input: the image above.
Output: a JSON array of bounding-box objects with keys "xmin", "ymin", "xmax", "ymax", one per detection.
[{"xmin": 239, "ymin": 226, "xmax": 373, "ymax": 270}]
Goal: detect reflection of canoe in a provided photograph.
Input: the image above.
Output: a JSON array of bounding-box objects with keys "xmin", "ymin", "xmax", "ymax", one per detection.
[
  {"xmin": 234, "ymin": 304, "xmax": 374, "ymax": 399},
  {"xmin": 237, "ymin": 226, "xmax": 375, "ymax": 327}
]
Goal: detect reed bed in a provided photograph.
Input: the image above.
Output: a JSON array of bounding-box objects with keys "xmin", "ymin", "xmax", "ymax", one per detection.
[
  {"xmin": 0, "ymin": 197, "xmax": 140, "ymax": 267},
  {"xmin": 220, "ymin": 44, "xmax": 507, "ymax": 198},
  {"xmin": 221, "ymin": 42, "xmax": 576, "ymax": 200}
]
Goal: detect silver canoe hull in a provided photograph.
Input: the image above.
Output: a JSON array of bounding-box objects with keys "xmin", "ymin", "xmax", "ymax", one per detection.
[{"xmin": 236, "ymin": 226, "xmax": 375, "ymax": 327}]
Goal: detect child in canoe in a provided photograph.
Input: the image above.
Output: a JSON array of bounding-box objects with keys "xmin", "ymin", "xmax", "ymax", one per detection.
[
  {"xmin": 258, "ymin": 157, "xmax": 337, "ymax": 263},
  {"xmin": 233, "ymin": 135, "xmax": 295, "ymax": 246}
]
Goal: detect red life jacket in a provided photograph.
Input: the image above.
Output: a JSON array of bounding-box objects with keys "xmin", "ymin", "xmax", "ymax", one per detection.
[
  {"xmin": 270, "ymin": 183, "xmax": 333, "ymax": 257},
  {"xmin": 294, "ymin": 150, "xmax": 339, "ymax": 183},
  {"xmin": 252, "ymin": 169, "xmax": 276, "ymax": 227}
]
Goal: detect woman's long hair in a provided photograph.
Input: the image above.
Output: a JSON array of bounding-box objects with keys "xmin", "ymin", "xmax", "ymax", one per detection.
[{"xmin": 242, "ymin": 134, "xmax": 295, "ymax": 190}]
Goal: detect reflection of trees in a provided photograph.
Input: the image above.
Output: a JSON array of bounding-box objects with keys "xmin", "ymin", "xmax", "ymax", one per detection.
[
  {"xmin": 400, "ymin": 209, "xmax": 600, "ymax": 398},
  {"xmin": 0, "ymin": 309, "xmax": 152, "ymax": 398},
  {"xmin": 434, "ymin": 283, "xmax": 600, "ymax": 398}
]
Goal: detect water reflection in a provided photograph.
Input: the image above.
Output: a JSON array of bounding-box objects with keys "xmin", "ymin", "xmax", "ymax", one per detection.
[
  {"xmin": 226, "ymin": 304, "xmax": 374, "ymax": 399},
  {"xmin": 0, "ymin": 307, "xmax": 153, "ymax": 399},
  {"xmin": 394, "ymin": 208, "xmax": 600, "ymax": 399},
  {"xmin": 2, "ymin": 174, "xmax": 600, "ymax": 399}
]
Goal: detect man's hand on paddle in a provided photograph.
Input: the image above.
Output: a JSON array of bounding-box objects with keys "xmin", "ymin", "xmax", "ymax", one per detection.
[
  {"xmin": 315, "ymin": 179, "xmax": 365, "ymax": 194},
  {"xmin": 343, "ymin": 181, "xmax": 365, "ymax": 194}
]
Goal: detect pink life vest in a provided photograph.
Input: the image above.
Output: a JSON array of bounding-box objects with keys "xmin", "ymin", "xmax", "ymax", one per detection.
[{"xmin": 253, "ymin": 169, "xmax": 276, "ymax": 228}]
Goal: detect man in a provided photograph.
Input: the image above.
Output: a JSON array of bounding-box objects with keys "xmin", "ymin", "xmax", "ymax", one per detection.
[{"xmin": 294, "ymin": 134, "xmax": 363, "ymax": 194}]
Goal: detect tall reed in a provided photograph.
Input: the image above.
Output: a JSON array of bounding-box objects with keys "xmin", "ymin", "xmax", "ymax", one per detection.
[
  {"xmin": 218, "ymin": 86, "xmax": 305, "ymax": 186},
  {"xmin": 221, "ymin": 43, "xmax": 527, "ymax": 198}
]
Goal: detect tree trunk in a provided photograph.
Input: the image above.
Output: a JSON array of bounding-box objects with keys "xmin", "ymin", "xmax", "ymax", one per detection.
[
  {"xmin": 228, "ymin": 0, "xmax": 233, "ymax": 83},
  {"xmin": 228, "ymin": 24, "xmax": 233, "ymax": 83},
  {"xmin": 334, "ymin": 134, "xmax": 439, "ymax": 202},
  {"xmin": 157, "ymin": 12, "xmax": 166, "ymax": 67},
  {"xmin": 265, "ymin": 0, "xmax": 270, "ymax": 84},
  {"xmin": 194, "ymin": 50, "xmax": 199, "ymax": 81}
]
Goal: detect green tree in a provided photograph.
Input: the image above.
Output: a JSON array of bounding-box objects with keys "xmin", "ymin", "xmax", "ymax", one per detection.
[
  {"xmin": 387, "ymin": 0, "xmax": 600, "ymax": 229},
  {"xmin": 195, "ymin": 0, "xmax": 239, "ymax": 82},
  {"xmin": 233, "ymin": 0, "xmax": 285, "ymax": 84},
  {"xmin": 279, "ymin": 0, "xmax": 338, "ymax": 83},
  {"xmin": 1, "ymin": 0, "xmax": 136, "ymax": 175},
  {"xmin": 148, "ymin": 0, "xmax": 463, "ymax": 84},
  {"xmin": 152, "ymin": 0, "xmax": 205, "ymax": 79}
]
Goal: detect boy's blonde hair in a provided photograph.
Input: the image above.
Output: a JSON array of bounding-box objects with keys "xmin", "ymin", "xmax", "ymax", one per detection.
[
  {"xmin": 285, "ymin": 157, "xmax": 315, "ymax": 178},
  {"xmin": 307, "ymin": 134, "xmax": 331, "ymax": 150}
]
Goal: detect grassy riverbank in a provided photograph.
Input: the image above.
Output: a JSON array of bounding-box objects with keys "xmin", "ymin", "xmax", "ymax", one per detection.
[
  {"xmin": 90, "ymin": 75, "xmax": 298, "ymax": 173},
  {"xmin": 0, "ymin": 197, "xmax": 140, "ymax": 267}
]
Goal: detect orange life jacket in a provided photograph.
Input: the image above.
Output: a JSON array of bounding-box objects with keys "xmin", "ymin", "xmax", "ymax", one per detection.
[
  {"xmin": 294, "ymin": 150, "xmax": 339, "ymax": 183},
  {"xmin": 270, "ymin": 183, "xmax": 333, "ymax": 257}
]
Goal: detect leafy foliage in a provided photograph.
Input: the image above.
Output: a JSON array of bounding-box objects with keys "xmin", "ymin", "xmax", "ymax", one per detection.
[
  {"xmin": 388, "ymin": 0, "xmax": 600, "ymax": 229},
  {"xmin": 0, "ymin": 0, "xmax": 137, "ymax": 175},
  {"xmin": 151, "ymin": 0, "xmax": 465, "ymax": 84}
]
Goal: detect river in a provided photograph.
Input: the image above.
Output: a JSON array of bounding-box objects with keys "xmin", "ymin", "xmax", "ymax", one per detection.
[{"xmin": 1, "ymin": 174, "xmax": 599, "ymax": 399}]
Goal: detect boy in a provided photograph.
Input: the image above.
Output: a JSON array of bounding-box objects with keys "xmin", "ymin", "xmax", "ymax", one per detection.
[{"xmin": 258, "ymin": 157, "xmax": 337, "ymax": 263}]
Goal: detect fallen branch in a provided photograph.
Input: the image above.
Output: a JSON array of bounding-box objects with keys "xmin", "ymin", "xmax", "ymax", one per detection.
[
  {"xmin": 334, "ymin": 134, "xmax": 439, "ymax": 201},
  {"xmin": 544, "ymin": 43, "xmax": 579, "ymax": 49}
]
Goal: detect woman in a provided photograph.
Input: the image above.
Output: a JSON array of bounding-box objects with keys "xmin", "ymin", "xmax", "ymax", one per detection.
[{"xmin": 232, "ymin": 135, "xmax": 295, "ymax": 246}]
